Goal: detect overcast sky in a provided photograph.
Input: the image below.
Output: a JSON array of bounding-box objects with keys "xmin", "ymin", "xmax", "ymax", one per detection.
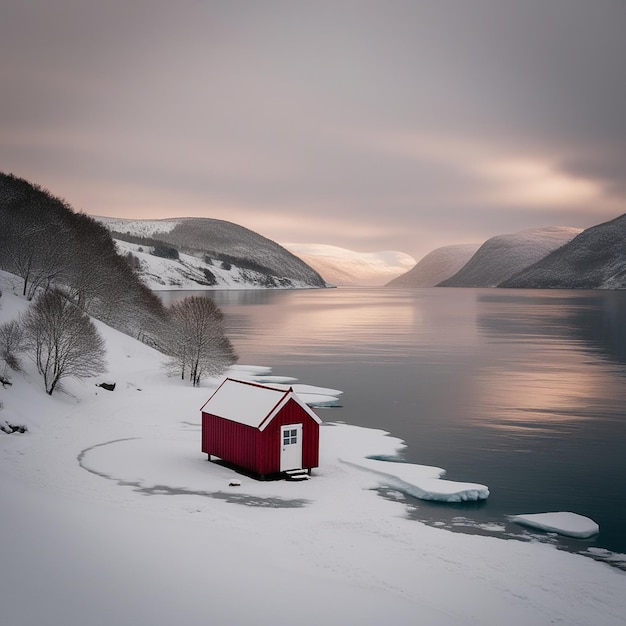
[{"xmin": 2, "ymin": 1, "xmax": 625, "ymax": 260}]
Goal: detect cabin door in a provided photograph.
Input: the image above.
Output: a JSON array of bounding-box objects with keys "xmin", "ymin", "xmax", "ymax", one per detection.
[{"xmin": 280, "ymin": 424, "xmax": 303, "ymax": 471}]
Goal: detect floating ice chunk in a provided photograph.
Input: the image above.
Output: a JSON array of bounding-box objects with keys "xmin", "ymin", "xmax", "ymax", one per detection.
[
  {"xmin": 343, "ymin": 457, "xmax": 489, "ymax": 502},
  {"xmin": 403, "ymin": 477, "xmax": 490, "ymax": 502},
  {"xmin": 387, "ymin": 475, "xmax": 490, "ymax": 502},
  {"xmin": 250, "ymin": 375, "xmax": 299, "ymax": 384},
  {"xmin": 510, "ymin": 512, "xmax": 599, "ymax": 539},
  {"xmin": 229, "ymin": 364, "xmax": 273, "ymax": 376},
  {"xmin": 584, "ymin": 547, "xmax": 626, "ymax": 566},
  {"xmin": 267, "ymin": 383, "xmax": 343, "ymax": 407},
  {"xmin": 297, "ymin": 393, "xmax": 342, "ymax": 408},
  {"xmin": 292, "ymin": 384, "xmax": 343, "ymax": 397},
  {"xmin": 222, "ymin": 369, "xmax": 344, "ymax": 407}
]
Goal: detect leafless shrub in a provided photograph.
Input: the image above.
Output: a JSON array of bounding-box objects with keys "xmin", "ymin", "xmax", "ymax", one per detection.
[
  {"xmin": 0, "ymin": 318, "xmax": 24, "ymax": 373},
  {"xmin": 23, "ymin": 290, "xmax": 106, "ymax": 395},
  {"xmin": 165, "ymin": 296, "xmax": 237, "ymax": 386}
]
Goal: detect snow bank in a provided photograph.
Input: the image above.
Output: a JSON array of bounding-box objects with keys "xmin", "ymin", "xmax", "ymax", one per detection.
[{"xmin": 511, "ymin": 512, "xmax": 600, "ymax": 539}]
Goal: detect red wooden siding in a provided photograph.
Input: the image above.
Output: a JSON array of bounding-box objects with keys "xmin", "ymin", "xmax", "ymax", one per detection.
[
  {"xmin": 202, "ymin": 397, "xmax": 319, "ymax": 476},
  {"xmin": 202, "ymin": 414, "xmax": 260, "ymax": 473}
]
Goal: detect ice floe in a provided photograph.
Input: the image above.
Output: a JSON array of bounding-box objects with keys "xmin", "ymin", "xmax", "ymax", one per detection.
[
  {"xmin": 510, "ymin": 512, "xmax": 600, "ymax": 539},
  {"xmin": 246, "ymin": 375, "xmax": 299, "ymax": 384},
  {"xmin": 342, "ymin": 456, "xmax": 489, "ymax": 502},
  {"xmin": 290, "ymin": 384, "xmax": 343, "ymax": 407},
  {"xmin": 227, "ymin": 368, "xmax": 343, "ymax": 407},
  {"xmin": 229, "ymin": 364, "xmax": 273, "ymax": 376}
]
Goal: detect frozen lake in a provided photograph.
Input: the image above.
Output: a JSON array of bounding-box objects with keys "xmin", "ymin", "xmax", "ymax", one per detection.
[{"xmin": 159, "ymin": 287, "xmax": 626, "ymax": 558}]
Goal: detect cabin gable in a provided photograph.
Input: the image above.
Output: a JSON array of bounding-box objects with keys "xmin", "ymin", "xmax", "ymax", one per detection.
[{"xmin": 258, "ymin": 398, "xmax": 320, "ymax": 475}]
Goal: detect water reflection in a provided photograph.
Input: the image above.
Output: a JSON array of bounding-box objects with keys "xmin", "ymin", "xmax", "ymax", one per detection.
[
  {"xmin": 477, "ymin": 289, "xmax": 626, "ymax": 366},
  {"xmin": 473, "ymin": 290, "xmax": 626, "ymax": 434},
  {"xmin": 157, "ymin": 288, "xmax": 296, "ymax": 307},
  {"xmin": 473, "ymin": 367, "xmax": 600, "ymax": 432},
  {"xmin": 569, "ymin": 292, "xmax": 626, "ymax": 365},
  {"xmin": 215, "ymin": 287, "xmax": 482, "ymax": 363},
  {"xmin": 155, "ymin": 286, "xmax": 626, "ymax": 555}
]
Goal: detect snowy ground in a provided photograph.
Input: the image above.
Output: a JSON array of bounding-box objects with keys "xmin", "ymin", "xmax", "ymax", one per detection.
[{"xmin": 1, "ymin": 273, "xmax": 625, "ymax": 625}]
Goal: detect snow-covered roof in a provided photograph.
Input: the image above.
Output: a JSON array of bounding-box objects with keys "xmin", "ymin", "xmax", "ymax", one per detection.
[{"xmin": 200, "ymin": 378, "xmax": 322, "ymax": 430}]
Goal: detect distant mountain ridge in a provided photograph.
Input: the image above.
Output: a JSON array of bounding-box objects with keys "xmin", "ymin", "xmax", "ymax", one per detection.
[
  {"xmin": 386, "ymin": 244, "xmax": 481, "ymax": 287},
  {"xmin": 438, "ymin": 227, "xmax": 582, "ymax": 288},
  {"xmin": 96, "ymin": 216, "xmax": 326, "ymax": 289},
  {"xmin": 500, "ymin": 213, "xmax": 626, "ymax": 289},
  {"xmin": 283, "ymin": 243, "xmax": 415, "ymax": 286}
]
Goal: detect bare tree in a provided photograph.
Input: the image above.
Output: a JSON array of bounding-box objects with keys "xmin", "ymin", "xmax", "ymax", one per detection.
[
  {"xmin": 167, "ymin": 296, "xmax": 237, "ymax": 385},
  {"xmin": 23, "ymin": 290, "xmax": 106, "ymax": 395},
  {"xmin": 0, "ymin": 192, "xmax": 69, "ymax": 299},
  {"xmin": 0, "ymin": 318, "xmax": 24, "ymax": 376}
]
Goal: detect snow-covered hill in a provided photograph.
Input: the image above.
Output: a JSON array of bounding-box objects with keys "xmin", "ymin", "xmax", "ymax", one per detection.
[
  {"xmin": 282, "ymin": 243, "xmax": 416, "ymax": 286},
  {"xmin": 113, "ymin": 240, "xmax": 319, "ymax": 291},
  {"xmin": 501, "ymin": 213, "xmax": 626, "ymax": 289},
  {"xmin": 386, "ymin": 244, "xmax": 481, "ymax": 288},
  {"xmin": 1, "ymin": 269, "xmax": 625, "ymax": 625},
  {"xmin": 96, "ymin": 216, "xmax": 327, "ymax": 290},
  {"xmin": 438, "ymin": 227, "xmax": 582, "ymax": 288}
]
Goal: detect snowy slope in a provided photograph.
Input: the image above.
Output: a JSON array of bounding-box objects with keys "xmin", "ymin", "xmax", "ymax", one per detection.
[
  {"xmin": 1, "ymin": 269, "xmax": 626, "ymax": 626},
  {"xmin": 114, "ymin": 240, "xmax": 317, "ymax": 291},
  {"xmin": 438, "ymin": 227, "xmax": 582, "ymax": 288},
  {"xmin": 97, "ymin": 216, "xmax": 326, "ymax": 289},
  {"xmin": 283, "ymin": 243, "xmax": 416, "ymax": 286},
  {"xmin": 501, "ymin": 213, "xmax": 626, "ymax": 289},
  {"xmin": 386, "ymin": 244, "xmax": 481, "ymax": 288}
]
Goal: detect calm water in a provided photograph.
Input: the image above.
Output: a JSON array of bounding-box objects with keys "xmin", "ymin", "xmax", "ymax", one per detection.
[{"xmin": 160, "ymin": 287, "xmax": 626, "ymax": 559}]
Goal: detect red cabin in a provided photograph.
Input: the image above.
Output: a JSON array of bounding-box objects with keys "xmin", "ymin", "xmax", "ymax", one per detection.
[{"xmin": 200, "ymin": 378, "xmax": 322, "ymax": 477}]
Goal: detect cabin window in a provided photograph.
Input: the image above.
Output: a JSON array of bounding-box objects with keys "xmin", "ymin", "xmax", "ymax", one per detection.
[{"xmin": 283, "ymin": 428, "xmax": 298, "ymax": 445}]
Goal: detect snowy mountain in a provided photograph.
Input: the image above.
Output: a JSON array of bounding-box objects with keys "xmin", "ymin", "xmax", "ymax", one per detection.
[
  {"xmin": 282, "ymin": 243, "xmax": 415, "ymax": 286},
  {"xmin": 96, "ymin": 217, "xmax": 327, "ymax": 290},
  {"xmin": 438, "ymin": 227, "xmax": 582, "ymax": 288},
  {"xmin": 386, "ymin": 244, "xmax": 481, "ymax": 288},
  {"xmin": 500, "ymin": 213, "xmax": 626, "ymax": 289}
]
